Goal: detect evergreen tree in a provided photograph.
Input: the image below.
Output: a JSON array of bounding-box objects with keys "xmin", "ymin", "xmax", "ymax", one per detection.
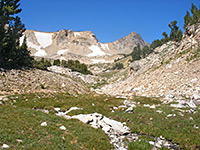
[
  {"xmin": 53, "ymin": 59, "xmax": 61, "ymax": 66},
  {"xmin": 168, "ymin": 20, "xmax": 183, "ymax": 42},
  {"xmin": 131, "ymin": 44, "xmax": 141, "ymax": 62},
  {"xmin": 184, "ymin": 11, "xmax": 192, "ymax": 28},
  {"xmin": 191, "ymin": 3, "xmax": 199, "ymax": 24},
  {"xmin": 184, "ymin": 3, "xmax": 200, "ymax": 29},
  {"xmin": 17, "ymin": 36, "xmax": 32, "ymax": 67},
  {"xmin": 0, "ymin": 0, "xmax": 31, "ymax": 68},
  {"xmin": 142, "ymin": 45, "xmax": 153, "ymax": 57},
  {"xmin": 150, "ymin": 39, "xmax": 162, "ymax": 49}
]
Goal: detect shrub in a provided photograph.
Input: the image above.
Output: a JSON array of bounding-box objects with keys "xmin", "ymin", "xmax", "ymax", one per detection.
[
  {"xmin": 112, "ymin": 63, "xmax": 124, "ymax": 70},
  {"xmin": 53, "ymin": 59, "xmax": 61, "ymax": 66}
]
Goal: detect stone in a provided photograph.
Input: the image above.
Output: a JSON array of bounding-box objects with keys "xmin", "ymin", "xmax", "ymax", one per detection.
[
  {"xmin": 16, "ymin": 139, "xmax": 23, "ymax": 143},
  {"xmin": 41, "ymin": 122, "xmax": 47, "ymax": 126},
  {"xmin": 54, "ymin": 107, "xmax": 61, "ymax": 112},
  {"xmin": 65, "ymin": 107, "xmax": 83, "ymax": 114},
  {"xmin": 191, "ymin": 78, "xmax": 198, "ymax": 83},
  {"xmin": 193, "ymin": 93, "xmax": 200, "ymax": 100},
  {"xmin": 155, "ymin": 142, "xmax": 162, "ymax": 148},
  {"xmin": 186, "ymin": 101, "xmax": 196, "ymax": 108},
  {"xmin": 149, "ymin": 141, "xmax": 155, "ymax": 145},
  {"xmin": 36, "ymin": 109, "xmax": 49, "ymax": 114},
  {"xmin": 60, "ymin": 125, "xmax": 66, "ymax": 130},
  {"xmin": 2, "ymin": 144, "xmax": 9, "ymax": 149},
  {"xmin": 166, "ymin": 114, "xmax": 176, "ymax": 118},
  {"xmin": 61, "ymin": 83, "xmax": 66, "ymax": 87},
  {"xmin": 144, "ymin": 104, "xmax": 150, "ymax": 107},
  {"xmin": 156, "ymin": 110, "xmax": 163, "ymax": 113},
  {"xmin": 125, "ymin": 107, "xmax": 134, "ymax": 113},
  {"xmin": 150, "ymin": 105, "xmax": 156, "ymax": 109}
]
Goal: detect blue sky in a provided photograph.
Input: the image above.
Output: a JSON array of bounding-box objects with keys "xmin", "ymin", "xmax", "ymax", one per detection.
[{"xmin": 20, "ymin": 0, "xmax": 200, "ymax": 44}]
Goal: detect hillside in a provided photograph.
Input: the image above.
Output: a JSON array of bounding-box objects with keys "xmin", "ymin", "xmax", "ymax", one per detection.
[{"xmin": 100, "ymin": 23, "xmax": 200, "ymax": 102}]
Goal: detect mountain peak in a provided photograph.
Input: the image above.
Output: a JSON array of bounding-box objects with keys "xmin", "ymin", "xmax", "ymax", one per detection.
[{"xmin": 22, "ymin": 29, "xmax": 148, "ymax": 63}]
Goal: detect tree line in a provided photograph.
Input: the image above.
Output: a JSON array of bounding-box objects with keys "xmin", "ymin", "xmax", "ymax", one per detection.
[{"xmin": 33, "ymin": 58, "xmax": 92, "ymax": 75}]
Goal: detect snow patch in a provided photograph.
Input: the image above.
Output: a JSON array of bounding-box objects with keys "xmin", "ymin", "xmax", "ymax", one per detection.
[
  {"xmin": 74, "ymin": 32, "xmax": 81, "ymax": 37},
  {"xmin": 91, "ymin": 59, "xmax": 108, "ymax": 64},
  {"xmin": 57, "ymin": 49, "xmax": 68, "ymax": 55},
  {"xmin": 88, "ymin": 45, "xmax": 106, "ymax": 57},
  {"xmin": 27, "ymin": 40, "xmax": 47, "ymax": 57},
  {"xmin": 101, "ymin": 43, "xmax": 110, "ymax": 50},
  {"xmin": 34, "ymin": 50, "xmax": 47, "ymax": 57},
  {"xmin": 19, "ymin": 34, "xmax": 25, "ymax": 46},
  {"xmin": 60, "ymin": 56, "xmax": 66, "ymax": 61},
  {"xmin": 34, "ymin": 32, "xmax": 53, "ymax": 48}
]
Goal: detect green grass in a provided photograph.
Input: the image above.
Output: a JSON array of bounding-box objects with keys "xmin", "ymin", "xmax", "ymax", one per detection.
[
  {"xmin": 0, "ymin": 106, "xmax": 113, "ymax": 150},
  {"xmin": 1, "ymin": 93, "xmax": 200, "ymax": 149}
]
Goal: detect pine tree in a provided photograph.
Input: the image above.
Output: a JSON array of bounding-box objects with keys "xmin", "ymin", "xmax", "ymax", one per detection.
[
  {"xmin": 0, "ymin": 0, "xmax": 31, "ymax": 68},
  {"xmin": 184, "ymin": 11, "xmax": 192, "ymax": 28},
  {"xmin": 131, "ymin": 44, "xmax": 141, "ymax": 62},
  {"xmin": 191, "ymin": 3, "xmax": 198, "ymax": 24},
  {"xmin": 168, "ymin": 20, "xmax": 183, "ymax": 42}
]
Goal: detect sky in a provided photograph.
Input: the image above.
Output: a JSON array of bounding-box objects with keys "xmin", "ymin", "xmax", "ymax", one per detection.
[{"xmin": 19, "ymin": 0, "xmax": 200, "ymax": 44}]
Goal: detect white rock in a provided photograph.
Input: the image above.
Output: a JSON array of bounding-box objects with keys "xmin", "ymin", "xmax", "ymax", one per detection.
[
  {"xmin": 166, "ymin": 64, "xmax": 172, "ymax": 69},
  {"xmin": 186, "ymin": 101, "xmax": 196, "ymax": 108},
  {"xmin": 54, "ymin": 108, "xmax": 61, "ymax": 112},
  {"xmin": 178, "ymin": 112, "xmax": 184, "ymax": 116},
  {"xmin": 65, "ymin": 107, "xmax": 83, "ymax": 114},
  {"xmin": 149, "ymin": 141, "xmax": 155, "ymax": 145},
  {"xmin": 16, "ymin": 139, "xmax": 23, "ymax": 143},
  {"xmin": 156, "ymin": 110, "xmax": 163, "ymax": 113},
  {"xmin": 170, "ymin": 103, "xmax": 186, "ymax": 108},
  {"xmin": 191, "ymin": 78, "xmax": 198, "ymax": 83},
  {"xmin": 62, "ymin": 83, "xmax": 66, "ymax": 87},
  {"xmin": 155, "ymin": 142, "xmax": 162, "ymax": 148},
  {"xmin": 150, "ymin": 105, "xmax": 156, "ymax": 109},
  {"xmin": 125, "ymin": 107, "xmax": 134, "ymax": 113},
  {"xmin": 41, "ymin": 122, "xmax": 47, "ymax": 126},
  {"xmin": 174, "ymin": 71, "xmax": 179, "ymax": 75},
  {"xmin": 167, "ymin": 114, "xmax": 173, "ymax": 117},
  {"xmin": 144, "ymin": 104, "xmax": 150, "ymax": 107},
  {"xmin": 60, "ymin": 125, "xmax": 66, "ymax": 130},
  {"xmin": 189, "ymin": 117, "xmax": 194, "ymax": 120},
  {"xmin": 193, "ymin": 93, "xmax": 200, "ymax": 99},
  {"xmin": 2, "ymin": 144, "xmax": 9, "ymax": 149}
]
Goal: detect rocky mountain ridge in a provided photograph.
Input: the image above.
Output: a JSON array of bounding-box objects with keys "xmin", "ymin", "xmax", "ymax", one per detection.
[{"xmin": 20, "ymin": 29, "xmax": 148, "ymax": 64}]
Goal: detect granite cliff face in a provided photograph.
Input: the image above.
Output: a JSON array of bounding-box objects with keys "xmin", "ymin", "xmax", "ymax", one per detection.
[{"xmin": 20, "ymin": 29, "xmax": 148, "ymax": 64}]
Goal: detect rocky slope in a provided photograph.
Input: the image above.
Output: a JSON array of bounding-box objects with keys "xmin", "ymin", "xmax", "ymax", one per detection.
[
  {"xmin": 0, "ymin": 67, "xmax": 98, "ymax": 95},
  {"xmin": 100, "ymin": 23, "xmax": 200, "ymax": 102},
  {"xmin": 20, "ymin": 29, "xmax": 148, "ymax": 64}
]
